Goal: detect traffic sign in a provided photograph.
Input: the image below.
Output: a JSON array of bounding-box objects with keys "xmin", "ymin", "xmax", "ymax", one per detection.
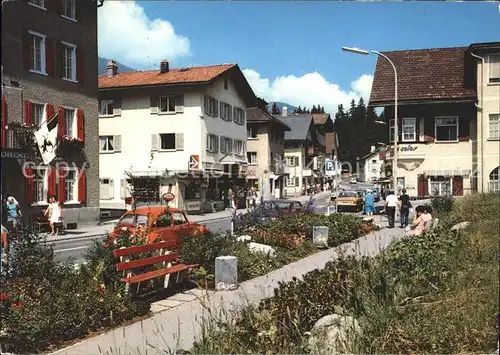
[
  {"xmin": 189, "ymin": 155, "xmax": 199, "ymax": 169},
  {"xmin": 162, "ymin": 192, "xmax": 175, "ymax": 202}
]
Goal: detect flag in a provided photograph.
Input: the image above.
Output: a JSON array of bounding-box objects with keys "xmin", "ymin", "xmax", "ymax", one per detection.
[{"xmin": 34, "ymin": 104, "xmax": 59, "ymax": 165}]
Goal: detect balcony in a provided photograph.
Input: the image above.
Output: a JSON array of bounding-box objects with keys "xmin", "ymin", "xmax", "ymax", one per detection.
[{"xmin": 1, "ymin": 126, "xmax": 37, "ymax": 159}]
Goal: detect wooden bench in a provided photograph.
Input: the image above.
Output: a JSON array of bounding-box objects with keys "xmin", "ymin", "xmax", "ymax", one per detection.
[{"xmin": 113, "ymin": 240, "xmax": 199, "ymax": 296}]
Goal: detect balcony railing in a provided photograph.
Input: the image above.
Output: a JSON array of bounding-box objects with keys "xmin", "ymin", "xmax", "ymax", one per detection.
[{"xmin": 3, "ymin": 127, "xmax": 36, "ymax": 151}]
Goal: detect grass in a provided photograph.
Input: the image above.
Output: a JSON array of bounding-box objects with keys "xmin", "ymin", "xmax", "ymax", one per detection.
[{"xmin": 188, "ymin": 192, "xmax": 500, "ymax": 354}]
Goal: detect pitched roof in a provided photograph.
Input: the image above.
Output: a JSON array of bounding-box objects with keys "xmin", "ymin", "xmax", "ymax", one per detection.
[
  {"xmin": 99, "ymin": 64, "xmax": 236, "ymax": 89},
  {"xmin": 312, "ymin": 113, "xmax": 329, "ymax": 125},
  {"xmin": 276, "ymin": 114, "xmax": 313, "ymax": 141},
  {"xmin": 247, "ymin": 107, "xmax": 290, "ymax": 131},
  {"xmin": 369, "ymin": 47, "xmax": 477, "ymax": 106}
]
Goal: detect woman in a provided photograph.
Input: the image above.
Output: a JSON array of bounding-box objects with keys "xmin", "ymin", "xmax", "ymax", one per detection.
[
  {"xmin": 364, "ymin": 190, "xmax": 376, "ymax": 216},
  {"xmin": 406, "ymin": 205, "xmax": 427, "ymax": 236},
  {"xmin": 45, "ymin": 196, "xmax": 62, "ymax": 236},
  {"xmin": 5, "ymin": 195, "xmax": 22, "ymax": 240},
  {"xmin": 422, "ymin": 205, "xmax": 433, "ymax": 232}
]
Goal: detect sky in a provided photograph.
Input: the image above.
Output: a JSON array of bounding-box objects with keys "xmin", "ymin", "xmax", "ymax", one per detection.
[{"xmin": 98, "ymin": 1, "xmax": 500, "ymax": 114}]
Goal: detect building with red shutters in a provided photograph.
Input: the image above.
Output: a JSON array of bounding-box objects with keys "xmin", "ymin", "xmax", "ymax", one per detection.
[{"xmin": 1, "ymin": 0, "xmax": 100, "ymax": 226}]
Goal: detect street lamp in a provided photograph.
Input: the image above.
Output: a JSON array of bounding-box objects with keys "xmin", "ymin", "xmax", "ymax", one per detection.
[{"xmin": 342, "ymin": 46, "xmax": 399, "ymax": 192}]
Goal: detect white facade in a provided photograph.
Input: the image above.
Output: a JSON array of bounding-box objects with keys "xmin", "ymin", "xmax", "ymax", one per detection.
[
  {"xmin": 99, "ymin": 76, "xmax": 248, "ymax": 211},
  {"xmin": 360, "ymin": 149, "xmax": 384, "ymax": 183}
]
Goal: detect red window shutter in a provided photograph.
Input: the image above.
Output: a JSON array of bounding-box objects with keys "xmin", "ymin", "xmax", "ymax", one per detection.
[
  {"xmin": 417, "ymin": 174, "xmax": 428, "ymax": 197},
  {"xmin": 2, "ymin": 96, "xmax": 6, "ymax": 148},
  {"xmin": 57, "ymin": 106, "xmax": 65, "ymax": 139},
  {"xmin": 46, "ymin": 104, "xmax": 55, "ymax": 120},
  {"xmin": 47, "ymin": 167, "xmax": 57, "ymax": 199},
  {"xmin": 76, "ymin": 47, "xmax": 84, "ymax": 83},
  {"xmin": 23, "ymin": 29, "xmax": 31, "ymax": 71},
  {"xmin": 24, "ymin": 100, "xmax": 33, "ymax": 126},
  {"xmin": 25, "ymin": 167, "xmax": 34, "ymax": 203},
  {"xmin": 452, "ymin": 176, "xmax": 464, "ymax": 196},
  {"xmin": 58, "ymin": 168, "xmax": 66, "ymax": 202},
  {"xmin": 46, "ymin": 38, "xmax": 55, "ymax": 76},
  {"xmin": 78, "ymin": 169, "xmax": 86, "ymax": 203},
  {"xmin": 76, "ymin": 108, "xmax": 84, "ymax": 142}
]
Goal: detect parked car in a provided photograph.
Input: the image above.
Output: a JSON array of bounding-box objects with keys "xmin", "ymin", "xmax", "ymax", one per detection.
[
  {"xmin": 111, "ymin": 206, "xmax": 210, "ymax": 244},
  {"xmin": 336, "ymin": 191, "xmax": 364, "ymax": 212},
  {"xmin": 257, "ymin": 199, "xmax": 304, "ymax": 219}
]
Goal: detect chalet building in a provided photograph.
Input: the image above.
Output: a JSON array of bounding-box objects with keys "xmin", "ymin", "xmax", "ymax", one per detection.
[
  {"xmin": 1, "ymin": 0, "xmax": 100, "ymax": 226},
  {"xmin": 98, "ymin": 60, "xmax": 255, "ymax": 215},
  {"xmin": 369, "ymin": 44, "xmax": 499, "ymax": 197},
  {"xmin": 246, "ymin": 106, "xmax": 291, "ymax": 199}
]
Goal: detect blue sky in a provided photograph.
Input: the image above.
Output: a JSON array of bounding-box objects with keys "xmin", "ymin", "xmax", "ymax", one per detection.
[{"xmin": 98, "ymin": 1, "xmax": 500, "ymax": 113}]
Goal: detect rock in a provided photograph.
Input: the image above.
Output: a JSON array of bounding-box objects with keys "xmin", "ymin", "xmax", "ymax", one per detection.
[
  {"xmin": 215, "ymin": 256, "xmax": 238, "ymax": 291},
  {"xmin": 236, "ymin": 235, "xmax": 252, "ymax": 242},
  {"xmin": 308, "ymin": 314, "xmax": 361, "ymax": 354},
  {"xmin": 430, "ymin": 217, "xmax": 440, "ymax": 230},
  {"xmin": 450, "ymin": 221, "xmax": 470, "ymax": 231},
  {"xmin": 248, "ymin": 242, "xmax": 276, "ymax": 257},
  {"xmin": 313, "ymin": 226, "xmax": 329, "ymax": 248}
]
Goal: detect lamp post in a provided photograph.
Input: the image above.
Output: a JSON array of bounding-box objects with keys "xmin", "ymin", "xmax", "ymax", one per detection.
[{"xmin": 342, "ymin": 46, "xmax": 399, "ymax": 193}]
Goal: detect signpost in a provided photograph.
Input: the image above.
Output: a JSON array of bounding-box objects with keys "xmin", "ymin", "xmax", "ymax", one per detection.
[{"xmin": 189, "ymin": 155, "xmax": 199, "ymax": 170}]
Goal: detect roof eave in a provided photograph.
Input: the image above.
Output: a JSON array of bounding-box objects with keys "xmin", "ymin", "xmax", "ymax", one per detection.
[
  {"xmin": 369, "ymin": 97, "xmax": 477, "ymax": 107},
  {"xmin": 99, "ymin": 80, "xmax": 210, "ymax": 91}
]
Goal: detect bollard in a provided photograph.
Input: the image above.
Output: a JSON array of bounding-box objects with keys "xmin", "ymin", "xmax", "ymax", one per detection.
[
  {"xmin": 313, "ymin": 226, "xmax": 329, "ymax": 248},
  {"xmin": 215, "ymin": 256, "xmax": 238, "ymax": 291}
]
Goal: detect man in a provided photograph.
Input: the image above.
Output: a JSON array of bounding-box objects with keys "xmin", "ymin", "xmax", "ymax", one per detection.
[
  {"xmin": 385, "ymin": 190, "xmax": 398, "ymax": 228},
  {"xmin": 398, "ymin": 188, "xmax": 412, "ymax": 228}
]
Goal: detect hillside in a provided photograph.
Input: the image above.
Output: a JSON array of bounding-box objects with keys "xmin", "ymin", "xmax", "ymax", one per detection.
[
  {"xmin": 98, "ymin": 57, "xmax": 135, "ymax": 74},
  {"xmin": 267, "ymin": 101, "xmax": 297, "ymax": 114}
]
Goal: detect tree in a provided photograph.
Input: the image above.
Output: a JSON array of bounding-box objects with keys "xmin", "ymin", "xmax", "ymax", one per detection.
[
  {"xmin": 311, "ymin": 105, "xmax": 317, "ymax": 114},
  {"xmin": 271, "ymin": 103, "xmax": 280, "ymax": 115}
]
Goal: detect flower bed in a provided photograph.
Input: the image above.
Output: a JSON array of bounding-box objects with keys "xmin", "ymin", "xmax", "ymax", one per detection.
[{"xmin": 190, "ymin": 193, "xmax": 500, "ymax": 354}]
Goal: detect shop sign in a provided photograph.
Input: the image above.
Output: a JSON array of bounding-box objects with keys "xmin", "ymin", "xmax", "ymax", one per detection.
[
  {"xmin": 399, "ymin": 145, "xmax": 418, "ymax": 152},
  {"xmin": 246, "ymin": 167, "xmax": 257, "ymax": 178},
  {"xmin": 186, "ymin": 200, "xmax": 201, "ymax": 211},
  {"xmin": 189, "ymin": 155, "xmax": 200, "ymax": 170},
  {"xmin": 162, "ymin": 192, "xmax": 175, "ymax": 202},
  {"xmin": 1, "ymin": 150, "xmax": 31, "ymax": 159}
]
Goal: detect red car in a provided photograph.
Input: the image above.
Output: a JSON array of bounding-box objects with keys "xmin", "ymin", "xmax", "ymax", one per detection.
[{"xmin": 111, "ymin": 206, "xmax": 209, "ymax": 245}]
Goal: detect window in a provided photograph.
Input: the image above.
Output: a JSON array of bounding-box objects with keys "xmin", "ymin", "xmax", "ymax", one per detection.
[
  {"xmin": 220, "ymin": 102, "xmax": 232, "ymax": 121},
  {"xmin": 119, "ymin": 214, "xmax": 149, "ymax": 227},
  {"xmin": 286, "ymin": 156, "xmax": 299, "ymax": 167},
  {"xmin": 99, "ymin": 99, "xmax": 114, "ymax": 116},
  {"xmin": 489, "ymin": 54, "xmax": 500, "ymax": 84},
  {"xmin": 276, "ymin": 132, "xmax": 283, "ymax": 143},
  {"xmin": 62, "ymin": 0, "xmax": 76, "ymax": 19},
  {"xmin": 247, "ymin": 126, "xmax": 258, "ymax": 139},
  {"xmin": 29, "ymin": 32, "xmax": 46, "ymax": 74},
  {"xmin": 204, "ymin": 95, "xmax": 218, "ymax": 117},
  {"xmin": 32, "ymin": 103, "xmax": 44, "ymax": 126},
  {"xmin": 489, "ymin": 166, "xmax": 499, "ymax": 192},
  {"xmin": 220, "ymin": 137, "xmax": 232, "ymax": 153},
  {"xmin": 64, "ymin": 108, "xmax": 75, "ymax": 138},
  {"xmin": 435, "ymin": 117, "xmax": 458, "ymax": 142},
  {"xmin": 159, "ymin": 96, "xmax": 176, "ymax": 113},
  {"xmin": 65, "ymin": 170, "xmax": 76, "ymax": 202},
  {"xmin": 389, "ymin": 119, "xmax": 395, "ymax": 142},
  {"xmin": 160, "ymin": 133, "xmax": 176, "ymax": 150},
  {"xmin": 156, "ymin": 213, "xmax": 172, "ymax": 228},
  {"xmin": 224, "ymin": 78, "xmax": 228, "ymax": 90},
  {"xmin": 62, "ymin": 42, "xmax": 76, "ymax": 81},
  {"xmin": 402, "ymin": 117, "xmax": 416, "ymax": 142},
  {"xmin": 234, "ymin": 139, "xmax": 244, "ymax": 156},
  {"xmin": 247, "ymin": 152, "xmax": 257, "ymax": 164},
  {"xmin": 100, "ymin": 178, "xmax": 114, "ymax": 200},
  {"xmin": 234, "ymin": 107, "xmax": 245, "ymax": 125},
  {"xmin": 28, "ymin": 0, "xmax": 44, "ymax": 8},
  {"xmin": 172, "ymin": 212, "xmax": 187, "ymax": 225},
  {"xmin": 100, "ymin": 136, "xmax": 114, "ymax": 152},
  {"xmin": 489, "ymin": 114, "xmax": 500, "ymax": 139},
  {"xmin": 429, "ymin": 176, "xmax": 451, "ymax": 196},
  {"xmin": 286, "ymin": 176, "xmax": 300, "ymax": 187},
  {"xmin": 33, "ymin": 168, "xmax": 46, "ymax": 203},
  {"xmin": 206, "ymin": 134, "xmax": 218, "ymax": 153}
]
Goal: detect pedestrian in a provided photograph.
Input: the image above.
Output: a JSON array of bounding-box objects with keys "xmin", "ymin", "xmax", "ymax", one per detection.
[
  {"xmin": 398, "ymin": 188, "xmax": 412, "ymax": 228},
  {"xmin": 44, "ymin": 196, "xmax": 62, "ymax": 236},
  {"xmin": 406, "ymin": 205, "xmax": 427, "ymax": 236},
  {"xmin": 422, "ymin": 205, "xmax": 433, "ymax": 232},
  {"xmin": 364, "ymin": 190, "xmax": 376, "ymax": 216},
  {"xmin": 1, "ymin": 224, "xmax": 9, "ymax": 265},
  {"xmin": 384, "ymin": 190, "xmax": 398, "ymax": 228},
  {"xmin": 5, "ymin": 195, "xmax": 22, "ymax": 240}
]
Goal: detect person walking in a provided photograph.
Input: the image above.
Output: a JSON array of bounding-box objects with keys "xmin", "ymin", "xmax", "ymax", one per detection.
[
  {"xmin": 5, "ymin": 195, "xmax": 22, "ymax": 240},
  {"xmin": 398, "ymin": 188, "xmax": 412, "ymax": 228},
  {"xmin": 45, "ymin": 196, "xmax": 62, "ymax": 236},
  {"xmin": 385, "ymin": 190, "xmax": 398, "ymax": 228},
  {"xmin": 364, "ymin": 190, "xmax": 376, "ymax": 216}
]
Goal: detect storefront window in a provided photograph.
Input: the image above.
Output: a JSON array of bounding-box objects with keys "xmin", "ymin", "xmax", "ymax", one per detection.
[{"xmin": 185, "ymin": 181, "xmax": 201, "ymax": 200}]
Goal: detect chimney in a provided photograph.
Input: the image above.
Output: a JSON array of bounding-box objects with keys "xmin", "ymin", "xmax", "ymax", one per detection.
[
  {"xmin": 106, "ymin": 60, "xmax": 118, "ymax": 77},
  {"xmin": 371, "ymin": 145, "xmax": 375, "ymax": 153},
  {"xmin": 282, "ymin": 106, "xmax": 288, "ymax": 117},
  {"xmin": 160, "ymin": 59, "xmax": 169, "ymax": 73}
]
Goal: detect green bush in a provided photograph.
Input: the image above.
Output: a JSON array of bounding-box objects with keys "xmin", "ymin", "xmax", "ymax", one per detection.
[
  {"xmin": 0, "ymin": 229, "xmax": 149, "ymax": 354},
  {"xmin": 430, "ymin": 194, "xmax": 454, "ymax": 215}
]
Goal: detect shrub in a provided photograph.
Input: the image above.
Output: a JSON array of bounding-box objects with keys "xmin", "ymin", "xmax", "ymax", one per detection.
[{"xmin": 430, "ymin": 194, "xmax": 454, "ymax": 215}]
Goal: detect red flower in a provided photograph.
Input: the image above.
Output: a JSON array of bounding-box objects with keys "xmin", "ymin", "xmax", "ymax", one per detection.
[
  {"xmin": 96, "ymin": 286, "xmax": 105, "ymax": 297},
  {"xmin": 0, "ymin": 292, "xmax": 9, "ymax": 302},
  {"xmin": 11, "ymin": 301, "xmax": 23, "ymax": 309},
  {"xmin": 103, "ymin": 243, "xmax": 110, "ymax": 248}
]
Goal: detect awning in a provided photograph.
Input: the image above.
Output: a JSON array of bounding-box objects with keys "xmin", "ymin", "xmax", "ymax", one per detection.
[
  {"xmin": 425, "ymin": 170, "xmax": 471, "ymax": 177},
  {"xmin": 219, "ymin": 154, "xmax": 247, "ymax": 165}
]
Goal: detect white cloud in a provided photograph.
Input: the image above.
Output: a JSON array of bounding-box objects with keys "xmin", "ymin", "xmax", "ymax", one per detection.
[
  {"xmin": 243, "ymin": 69, "xmax": 373, "ymax": 114},
  {"xmin": 98, "ymin": 1, "xmax": 190, "ymax": 69}
]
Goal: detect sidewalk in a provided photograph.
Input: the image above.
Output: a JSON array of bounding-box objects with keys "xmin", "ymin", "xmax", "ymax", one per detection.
[{"xmin": 51, "ymin": 218, "xmax": 405, "ymax": 355}]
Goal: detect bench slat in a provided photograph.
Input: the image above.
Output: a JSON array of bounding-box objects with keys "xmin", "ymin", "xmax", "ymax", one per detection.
[
  {"xmin": 120, "ymin": 263, "xmax": 199, "ymax": 284},
  {"xmin": 113, "ymin": 240, "xmax": 178, "ymax": 258},
  {"xmin": 116, "ymin": 252, "xmax": 179, "ymax": 271}
]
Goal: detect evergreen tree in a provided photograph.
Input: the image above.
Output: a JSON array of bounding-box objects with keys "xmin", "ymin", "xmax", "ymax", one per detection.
[
  {"xmin": 348, "ymin": 99, "xmax": 356, "ymax": 118},
  {"xmin": 271, "ymin": 103, "xmax": 280, "ymax": 115},
  {"xmin": 311, "ymin": 105, "xmax": 317, "ymax": 114}
]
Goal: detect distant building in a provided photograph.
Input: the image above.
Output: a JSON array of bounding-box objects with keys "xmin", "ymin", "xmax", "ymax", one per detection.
[
  {"xmin": 359, "ymin": 146, "xmax": 385, "ymax": 183},
  {"xmin": 98, "ymin": 60, "xmax": 255, "ymax": 214},
  {"xmin": 1, "ymin": 0, "xmax": 100, "ymax": 226}
]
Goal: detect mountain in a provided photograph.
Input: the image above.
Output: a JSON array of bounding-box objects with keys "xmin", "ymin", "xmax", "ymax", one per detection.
[
  {"xmin": 98, "ymin": 57, "xmax": 135, "ymax": 75},
  {"xmin": 267, "ymin": 102, "xmax": 297, "ymax": 114}
]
